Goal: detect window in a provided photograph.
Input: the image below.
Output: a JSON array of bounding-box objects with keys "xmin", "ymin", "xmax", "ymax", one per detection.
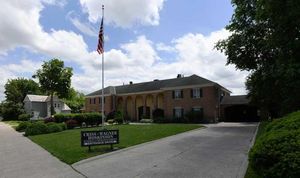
[
  {"xmin": 173, "ymin": 108, "xmax": 184, "ymax": 118},
  {"xmin": 173, "ymin": 90, "xmax": 183, "ymax": 99},
  {"xmin": 93, "ymin": 98, "xmax": 96, "ymax": 104},
  {"xmin": 58, "ymin": 104, "xmax": 60, "ymax": 108},
  {"xmin": 54, "ymin": 103, "xmax": 56, "ymax": 108},
  {"xmin": 191, "ymin": 88, "xmax": 203, "ymax": 98},
  {"xmin": 89, "ymin": 98, "xmax": 92, "ymax": 104},
  {"xmin": 99, "ymin": 97, "xmax": 105, "ymax": 104}
]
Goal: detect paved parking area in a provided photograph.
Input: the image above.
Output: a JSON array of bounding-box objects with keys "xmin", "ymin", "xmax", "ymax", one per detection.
[{"xmin": 73, "ymin": 122, "xmax": 258, "ymax": 178}]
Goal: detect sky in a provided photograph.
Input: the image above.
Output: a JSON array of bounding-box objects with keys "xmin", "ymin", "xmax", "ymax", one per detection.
[{"xmin": 0, "ymin": 0, "xmax": 249, "ymax": 101}]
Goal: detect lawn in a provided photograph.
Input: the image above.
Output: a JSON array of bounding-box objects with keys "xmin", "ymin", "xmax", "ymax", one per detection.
[
  {"xmin": 29, "ymin": 124, "xmax": 202, "ymax": 164},
  {"xmin": 244, "ymin": 121, "xmax": 269, "ymax": 178},
  {"xmin": 3, "ymin": 121, "xmax": 22, "ymax": 129}
]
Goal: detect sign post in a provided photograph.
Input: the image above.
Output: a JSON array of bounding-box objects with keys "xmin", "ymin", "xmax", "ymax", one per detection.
[{"xmin": 81, "ymin": 130, "xmax": 119, "ymax": 151}]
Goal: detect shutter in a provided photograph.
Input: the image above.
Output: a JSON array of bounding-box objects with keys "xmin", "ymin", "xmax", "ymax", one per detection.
[
  {"xmin": 89, "ymin": 98, "xmax": 92, "ymax": 104},
  {"xmin": 181, "ymin": 108, "xmax": 184, "ymax": 118},
  {"xmin": 191, "ymin": 89, "xmax": 193, "ymax": 98},
  {"xmin": 172, "ymin": 91, "xmax": 175, "ymax": 99},
  {"xmin": 181, "ymin": 90, "xmax": 183, "ymax": 98},
  {"xmin": 200, "ymin": 88, "xmax": 203, "ymax": 97}
]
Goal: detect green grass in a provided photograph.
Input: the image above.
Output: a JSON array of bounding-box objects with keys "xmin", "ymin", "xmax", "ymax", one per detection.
[
  {"xmin": 29, "ymin": 124, "xmax": 202, "ymax": 164},
  {"xmin": 244, "ymin": 121, "xmax": 269, "ymax": 178},
  {"xmin": 3, "ymin": 121, "xmax": 22, "ymax": 129}
]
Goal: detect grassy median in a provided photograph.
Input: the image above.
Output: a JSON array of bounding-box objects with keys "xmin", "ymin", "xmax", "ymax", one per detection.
[{"xmin": 29, "ymin": 124, "xmax": 202, "ymax": 164}]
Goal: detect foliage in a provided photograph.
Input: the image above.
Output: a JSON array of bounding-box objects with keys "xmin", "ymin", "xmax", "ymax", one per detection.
[
  {"xmin": 25, "ymin": 122, "xmax": 48, "ymax": 136},
  {"xmin": 65, "ymin": 119, "xmax": 79, "ymax": 129},
  {"xmin": 16, "ymin": 121, "xmax": 31, "ymax": 132},
  {"xmin": 114, "ymin": 111, "xmax": 123, "ymax": 124},
  {"xmin": 140, "ymin": 119, "xmax": 153, "ymax": 123},
  {"xmin": 44, "ymin": 117, "xmax": 55, "ymax": 123},
  {"xmin": 152, "ymin": 108, "xmax": 164, "ymax": 119},
  {"xmin": 106, "ymin": 110, "xmax": 117, "ymax": 121},
  {"xmin": 107, "ymin": 119, "xmax": 114, "ymax": 124},
  {"xmin": 18, "ymin": 113, "xmax": 31, "ymax": 121},
  {"xmin": 24, "ymin": 122, "xmax": 66, "ymax": 136},
  {"xmin": 216, "ymin": 0, "xmax": 300, "ymax": 117},
  {"xmin": 29, "ymin": 124, "xmax": 202, "ymax": 164},
  {"xmin": 63, "ymin": 88, "xmax": 85, "ymax": 113},
  {"xmin": 0, "ymin": 101, "xmax": 24, "ymax": 120},
  {"xmin": 54, "ymin": 112, "xmax": 103, "ymax": 126},
  {"xmin": 185, "ymin": 110, "xmax": 203, "ymax": 123},
  {"xmin": 249, "ymin": 111, "xmax": 300, "ymax": 178},
  {"xmin": 33, "ymin": 59, "xmax": 73, "ymax": 115},
  {"xmin": 4, "ymin": 78, "xmax": 41, "ymax": 104}
]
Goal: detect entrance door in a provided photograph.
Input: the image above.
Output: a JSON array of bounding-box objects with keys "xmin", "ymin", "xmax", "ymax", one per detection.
[{"xmin": 138, "ymin": 106, "xmax": 144, "ymax": 120}]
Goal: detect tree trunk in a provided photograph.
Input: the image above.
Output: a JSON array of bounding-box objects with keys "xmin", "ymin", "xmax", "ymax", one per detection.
[{"xmin": 50, "ymin": 92, "xmax": 54, "ymax": 116}]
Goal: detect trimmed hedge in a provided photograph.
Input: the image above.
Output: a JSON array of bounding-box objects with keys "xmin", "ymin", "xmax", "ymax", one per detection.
[
  {"xmin": 54, "ymin": 113, "xmax": 102, "ymax": 125},
  {"xmin": 16, "ymin": 121, "xmax": 30, "ymax": 131},
  {"xmin": 249, "ymin": 111, "xmax": 300, "ymax": 178},
  {"xmin": 24, "ymin": 122, "xmax": 66, "ymax": 136},
  {"xmin": 18, "ymin": 114, "xmax": 31, "ymax": 121}
]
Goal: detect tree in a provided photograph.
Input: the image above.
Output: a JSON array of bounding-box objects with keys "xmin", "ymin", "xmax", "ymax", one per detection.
[
  {"xmin": 63, "ymin": 88, "xmax": 85, "ymax": 113},
  {"xmin": 33, "ymin": 59, "xmax": 73, "ymax": 116},
  {"xmin": 216, "ymin": 0, "xmax": 300, "ymax": 117},
  {"xmin": 4, "ymin": 78, "xmax": 41, "ymax": 104}
]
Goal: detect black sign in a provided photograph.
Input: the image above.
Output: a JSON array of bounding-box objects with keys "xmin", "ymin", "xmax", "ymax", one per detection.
[{"xmin": 81, "ymin": 130, "xmax": 119, "ymax": 147}]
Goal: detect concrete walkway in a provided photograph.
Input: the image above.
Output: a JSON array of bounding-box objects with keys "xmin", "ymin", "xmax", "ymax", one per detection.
[
  {"xmin": 0, "ymin": 122, "xmax": 84, "ymax": 178},
  {"xmin": 73, "ymin": 122, "xmax": 258, "ymax": 178}
]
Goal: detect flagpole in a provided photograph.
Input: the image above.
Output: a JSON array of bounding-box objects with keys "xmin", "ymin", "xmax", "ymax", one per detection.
[{"xmin": 101, "ymin": 4, "xmax": 105, "ymax": 128}]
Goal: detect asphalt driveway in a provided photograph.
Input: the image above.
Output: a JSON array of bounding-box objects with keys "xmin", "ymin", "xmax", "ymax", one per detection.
[
  {"xmin": 73, "ymin": 122, "xmax": 258, "ymax": 178},
  {"xmin": 0, "ymin": 122, "xmax": 84, "ymax": 178}
]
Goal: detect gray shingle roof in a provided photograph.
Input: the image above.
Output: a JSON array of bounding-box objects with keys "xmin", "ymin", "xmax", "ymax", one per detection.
[
  {"xmin": 221, "ymin": 95, "xmax": 249, "ymax": 105},
  {"xmin": 86, "ymin": 74, "xmax": 220, "ymax": 96}
]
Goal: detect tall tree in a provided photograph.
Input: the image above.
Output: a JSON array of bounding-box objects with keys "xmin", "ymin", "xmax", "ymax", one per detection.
[
  {"xmin": 63, "ymin": 88, "xmax": 85, "ymax": 113},
  {"xmin": 33, "ymin": 59, "xmax": 73, "ymax": 115},
  {"xmin": 216, "ymin": 0, "xmax": 300, "ymax": 117},
  {"xmin": 4, "ymin": 78, "xmax": 41, "ymax": 104}
]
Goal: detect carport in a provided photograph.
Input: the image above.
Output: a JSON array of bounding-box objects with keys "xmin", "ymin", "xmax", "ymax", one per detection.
[{"xmin": 220, "ymin": 95, "xmax": 259, "ymax": 122}]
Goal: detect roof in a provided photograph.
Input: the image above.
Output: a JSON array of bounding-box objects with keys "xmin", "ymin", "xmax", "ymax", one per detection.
[
  {"xmin": 62, "ymin": 103, "xmax": 71, "ymax": 111},
  {"xmin": 221, "ymin": 95, "xmax": 250, "ymax": 105},
  {"xmin": 87, "ymin": 74, "xmax": 229, "ymax": 96},
  {"xmin": 25, "ymin": 95, "xmax": 49, "ymax": 102}
]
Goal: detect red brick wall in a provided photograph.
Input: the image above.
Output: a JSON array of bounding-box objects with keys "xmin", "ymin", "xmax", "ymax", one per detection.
[{"xmin": 84, "ymin": 96, "xmax": 113, "ymax": 114}]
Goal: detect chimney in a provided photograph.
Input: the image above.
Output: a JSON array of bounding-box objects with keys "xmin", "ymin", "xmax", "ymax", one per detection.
[
  {"xmin": 177, "ymin": 74, "xmax": 182, "ymax": 78},
  {"xmin": 129, "ymin": 81, "xmax": 133, "ymax": 85},
  {"xmin": 153, "ymin": 79, "xmax": 159, "ymax": 81}
]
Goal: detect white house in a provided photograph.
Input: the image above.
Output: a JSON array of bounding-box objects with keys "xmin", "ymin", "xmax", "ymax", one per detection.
[{"xmin": 23, "ymin": 94, "xmax": 71, "ymax": 118}]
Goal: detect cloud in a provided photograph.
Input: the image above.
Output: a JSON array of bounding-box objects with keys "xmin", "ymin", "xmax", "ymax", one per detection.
[
  {"xmin": 79, "ymin": 0, "xmax": 165, "ymax": 28},
  {"xmin": 67, "ymin": 11, "xmax": 97, "ymax": 37},
  {"xmin": 0, "ymin": 1, "xmax": 248, "ymax": 101}
]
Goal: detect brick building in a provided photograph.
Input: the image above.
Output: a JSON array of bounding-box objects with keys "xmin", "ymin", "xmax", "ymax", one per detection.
[{"xmin": 85, "ymin": 74, "xmax": 231, "ymax": 123}]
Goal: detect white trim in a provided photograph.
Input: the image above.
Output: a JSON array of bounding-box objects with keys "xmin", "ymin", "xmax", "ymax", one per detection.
[{"xmin": 115, "ymin": 90, "xmax": 162, "ymax": 96}]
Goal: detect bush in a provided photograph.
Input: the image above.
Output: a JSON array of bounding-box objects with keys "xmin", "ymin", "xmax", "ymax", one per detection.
[
  {"xmin": 153, "ymin": 108, "xmax": 164, "ymax": 119},
  {"xmin": 106, "ymin": 110, "xmax": 117, "ymax": 121},
  {"xmin": 16, "ymin": 121, "xmax": 31, "ymax": 132},
  {"xmin": 25, "ymin": 122, "xmax": 48, "ymax": 136},
  {"xmin": 18, "ymin": 114, "xmax": 31, "ymax": 121},
  {"xmin": 249, "ymin": 111, "xmax": 300, "ymax": 178},
  {"xmin": 44, "ymin": 116, "xmax": 55, "ymax": 123},
  {"xmin": 0, "ymin": 102, "xmax": 24, "ymax": 121},
  {"xmin": 47, "ymin": 123, "xmax": 63, "ymax": 133},
  {"xmin": 140, "ymin": 119, "xmax": 153, "ymax": 123},
  {"xmin": 53, "ymin": 113, "xmax": 102, "ymax": 126},
  {"xmin": 153, "ymin": 117, "xmax": 171, "ymax": 123},
  {"xmin": 185, "ymin": 110, "xmax": 203, "ymax": 123},
  {"xmin": 65, "ymin": 119, "xmax": 78, "ymax": 129},
  {"xmin": 114, "ymin": 111, "xmax": 123, "ymax": 124}
]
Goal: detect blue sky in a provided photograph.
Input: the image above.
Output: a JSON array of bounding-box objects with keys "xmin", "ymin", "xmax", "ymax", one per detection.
[{"xmin": 0, "ymin": 0, "xmax": 248, "ymax": 101}]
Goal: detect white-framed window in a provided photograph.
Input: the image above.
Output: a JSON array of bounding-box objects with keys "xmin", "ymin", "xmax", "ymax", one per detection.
[
  {"xmin": 54, "ymin": 103, "xmax": 57, "ymax": 108},
  {"xmin": 173, "ymin": 90, "xmax": 183, "ymax": 99},
  {"xmin": 191, "ymin": 88, "xmax": 202, "ymax": 98},
  {"xmin": 173, "ymin": 107, "xmax": 184, "ymax": 118}
]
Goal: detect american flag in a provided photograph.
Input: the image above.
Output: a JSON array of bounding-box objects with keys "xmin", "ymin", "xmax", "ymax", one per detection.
[{"xmin": 97, "ymin": 17, "xmax": 104, "ymax": 54}]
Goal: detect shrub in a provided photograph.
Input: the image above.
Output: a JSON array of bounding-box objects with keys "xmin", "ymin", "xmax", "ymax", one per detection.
[
  {"xmin": 140, "ymin": 119, "xmax": 153, "ymax": 123},
  {"xmin": 106, "ymin": 110, "xmax": 116, "ymax": 121},
  {"xmin": 53, "ymin": 113, "xmax": 102, "ymax": 126},
  {"xmin": 185, "ymin": 110, "xmax": 203, "ymax": 123},
  {"xmin": 44, "ymin": 116, "xmax": 55, "ymax": 123},
  {"xmin": 16, "ymin": 121, "xmax": 31, "ymax": 132},
  {"xmin": 249, "ymin": 111, "xmax": 300, "ymax": 178},
  {"xmin": 18, "ymin": 114, "xmax": 31, "ymax": 121},
  {"xmin": 249, "ymin": 130, "xmax": 300, "ymax": 178},
  {"xmin": 47, "ymin": 123, "xmax": 63, "ymax": 133},
  {"xmin": 114, "ymin": 111, "xmax": 123, "ymax": 124},
  {"xmin": 65, "ymin": 119, "xmax": 78, "ymax": 129},
  {"xmin": 153, "ymin": 108, "xmax": 164, "ymax": 119},
  {"xmin": 153, "ymin": 117, "xmax": 171, "ymax": 123},
  {"xmin": 25, "ymin": 122, "xmax": 48, "ymax": 136}
]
